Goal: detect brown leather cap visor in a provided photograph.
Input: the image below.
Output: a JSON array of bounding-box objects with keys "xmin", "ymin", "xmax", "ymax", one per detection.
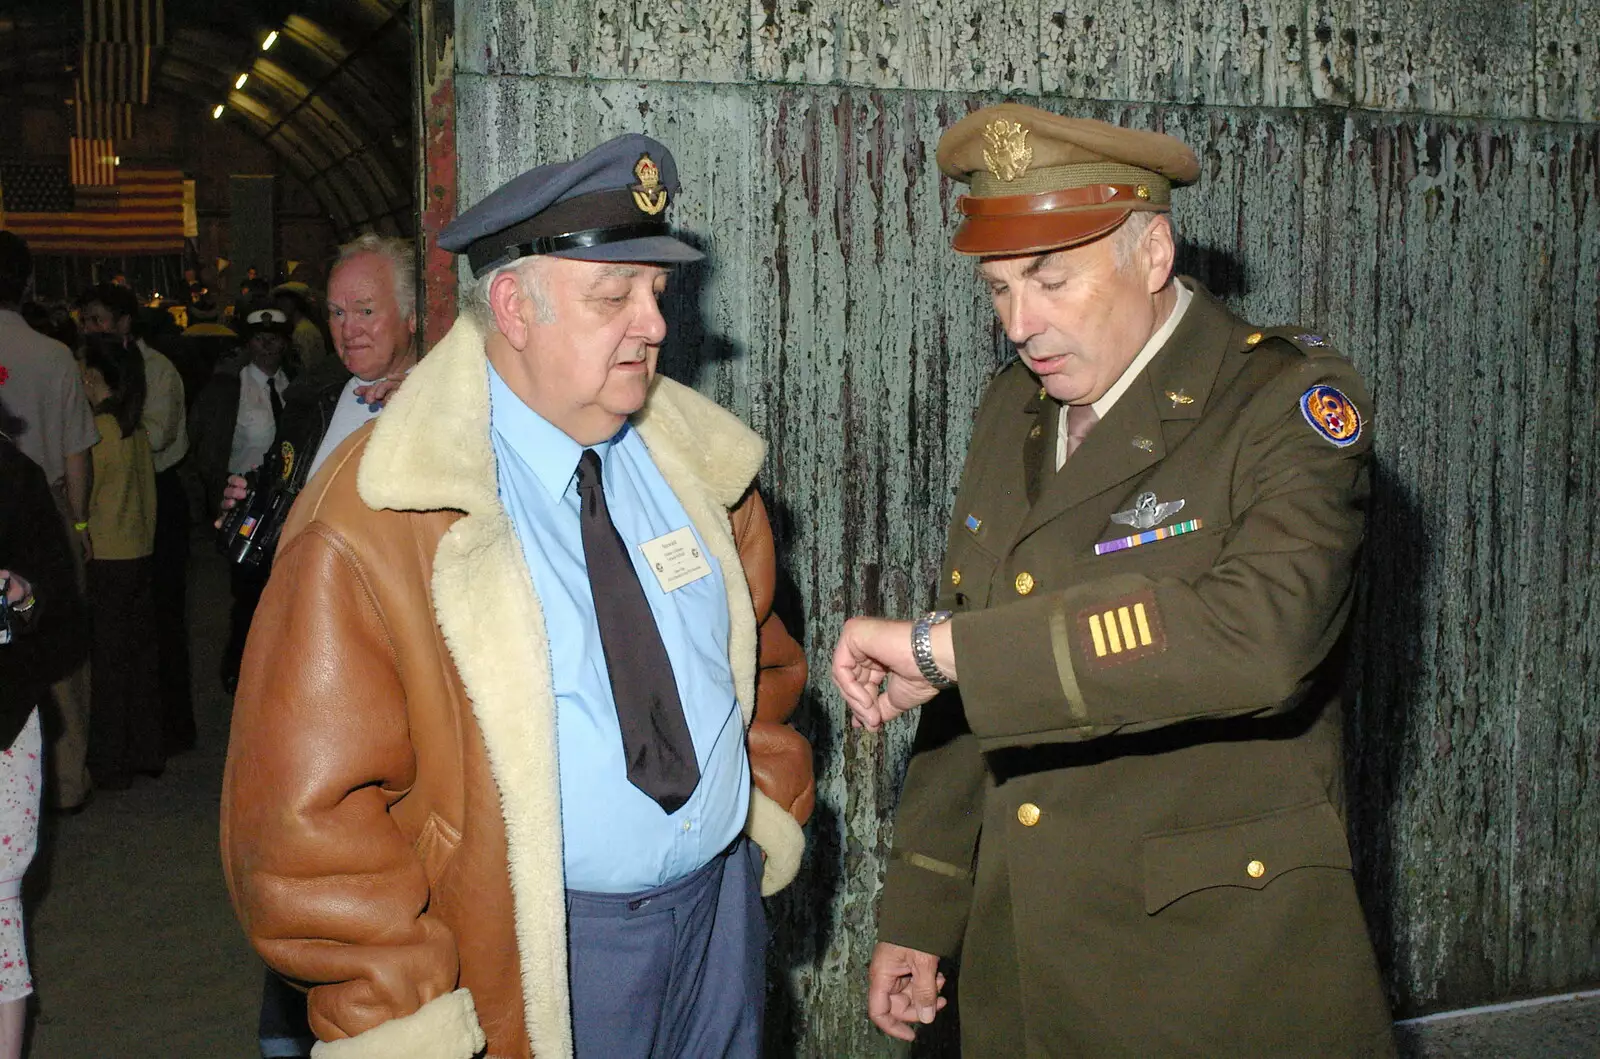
[{"xmin": 952, "ymin": 183, "xmax": 1164, "ymax": 257}]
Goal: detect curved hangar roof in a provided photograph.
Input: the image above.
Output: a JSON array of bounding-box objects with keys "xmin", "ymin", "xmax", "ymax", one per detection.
[{"xmin": 2, "ymin": 0, "xmax": 414, "ymax": 238}]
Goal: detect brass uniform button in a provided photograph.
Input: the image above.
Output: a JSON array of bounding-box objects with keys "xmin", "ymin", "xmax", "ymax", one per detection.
[
  {"xmin": 1245, "ymin": 331, "xmax": 1263, "ymax": 346},
  {"xmin": 1037, "ymin": 386, "xmax": 1047, "ymax": 400},
  {"xmin": 1029, "ymin": 424, "xmax": 1043, "ymax": 439},
  {"xmin": 951, "ymin": 569, "xmax": 962, "ymax": 586},
  {"xmin": 1015, "ymin": 571, "xmax": 1035, "ymax": 595},
  {"xmin": 1135, "ymin": 184, "xmax": 1151, "ymax": 200},
  {"xmin": 1017, "ymin": 803, "xmax": 1041, "ymax": 827},
  {"xmin": 1246, "ymin": 859, "xmax": 1265, "ymax": 879}
]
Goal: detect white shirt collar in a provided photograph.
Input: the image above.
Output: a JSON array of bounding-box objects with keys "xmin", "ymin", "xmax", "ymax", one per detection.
[{"xmin": 241, "ymin": 362, "xmax": 287, "ymax": 389}]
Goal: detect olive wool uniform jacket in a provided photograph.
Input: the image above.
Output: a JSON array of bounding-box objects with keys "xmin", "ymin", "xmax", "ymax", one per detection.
[{"xmin": 877, "ymin": 284, "xmax": 1395, "ymax": 1058}]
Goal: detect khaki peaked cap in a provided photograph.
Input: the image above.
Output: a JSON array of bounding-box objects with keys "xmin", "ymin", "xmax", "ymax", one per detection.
[{"xmin": 937, "ymin": 103, "xmax": 1200, "ymax": 256}]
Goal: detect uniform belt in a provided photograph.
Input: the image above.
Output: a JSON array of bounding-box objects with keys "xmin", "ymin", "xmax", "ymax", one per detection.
[
  {"xmin": 565, "ymin": 838, "xmax": 741, "ymax": 918},
  {"xmin": 985, "ymin": 704, "xmax": 1322, "ymax": 786}
]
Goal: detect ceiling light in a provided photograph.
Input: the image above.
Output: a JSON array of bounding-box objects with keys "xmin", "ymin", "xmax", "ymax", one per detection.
[
  {"xmin": 235, "ymin": 73, "xmax": 249, "ymax": 89},
  {"xmin": 262, "ymin": 30, "xmax": 279, "ymax": 51},
  {"xmin": 212, "ymin": 104, "xmax": 225, "ymax": 119},
  {"xmin": 113, "ymin": 155, "xmax": 121, "ymax": 165}
]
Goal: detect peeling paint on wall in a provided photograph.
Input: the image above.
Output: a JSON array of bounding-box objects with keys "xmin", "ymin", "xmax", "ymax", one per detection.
[{"xmin": 453, "ymin": 1, "xmax": 1598, "ymax": 1052}]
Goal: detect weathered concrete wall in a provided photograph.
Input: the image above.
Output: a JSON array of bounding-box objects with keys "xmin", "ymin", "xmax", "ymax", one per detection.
[{"xmin": 452, "ymin": 1, "xmax": 1599, "ymax": 1053}]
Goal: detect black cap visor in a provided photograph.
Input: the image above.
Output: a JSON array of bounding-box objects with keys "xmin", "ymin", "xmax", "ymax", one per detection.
[{"xmin": 464, "ymin": 188, "xmax": 704, "ymax": 275}]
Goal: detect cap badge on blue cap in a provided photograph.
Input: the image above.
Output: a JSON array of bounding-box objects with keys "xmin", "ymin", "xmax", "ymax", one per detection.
[{"xmin": 632, "ymin": 155, "xmax": 668, "ymax": 216}]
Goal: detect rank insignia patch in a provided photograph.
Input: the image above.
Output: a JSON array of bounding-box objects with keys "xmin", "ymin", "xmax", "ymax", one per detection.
[
  {"xmin": 1299, "ymin": 384, "xmax": 1362, "ymax": 447},
  {"xmin": 1077, "ymin": 591, "xmax": 1166, "ymax": 667},
  {"xmin": 964, "ymin": 514, "xmax": 982, "ymax": 534}
]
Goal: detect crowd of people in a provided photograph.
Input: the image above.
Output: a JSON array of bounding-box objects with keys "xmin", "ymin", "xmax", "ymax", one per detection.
[{"xmin": 0, "ymin": 226, "xmax": 418, "ymax": 1058}]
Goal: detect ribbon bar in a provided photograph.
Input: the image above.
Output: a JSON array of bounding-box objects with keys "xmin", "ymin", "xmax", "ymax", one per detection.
[{"xmin": 1094, "ymin": 518, "xmax": 1204, "ymax": 556}]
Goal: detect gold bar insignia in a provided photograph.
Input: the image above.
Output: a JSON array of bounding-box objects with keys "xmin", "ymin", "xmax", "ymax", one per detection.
[{"xmin": 1076, "ymin": 591, "xmax": 1167, "ymax": 670}]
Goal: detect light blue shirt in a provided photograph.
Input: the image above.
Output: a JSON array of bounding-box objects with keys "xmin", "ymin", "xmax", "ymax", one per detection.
[{"xmin": 488, "ymin": 363, "xmax": 750, "ymax": 893}]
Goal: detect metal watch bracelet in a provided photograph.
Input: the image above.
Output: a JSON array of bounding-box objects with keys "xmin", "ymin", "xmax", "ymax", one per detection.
[{"xmin": 911, "ymin": 610, "xmax": 954, "ymax": 689}]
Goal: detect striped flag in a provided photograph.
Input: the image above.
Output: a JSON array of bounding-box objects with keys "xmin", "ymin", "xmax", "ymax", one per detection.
[
  {"xmin": 62, "ymin": 1, "xmax": 166, "ymax": 181},
  {"xmin": 1, "ymin": 164, "xmax": 187, "ymax": 255},
  {"xmin": 80, "ymin": 41, "xmax": 151, "ymax": 107},
  {"xmin": 68, "ymin": 137, "xmax": 119, "ymax": 188},
  {"xmin": 79, "ymin": 0, "xmax": 165, "ymax": 105},
  {"xmin": 83, "ymin": 0, "xmax": 166, "ymax": 47},
  {"xmin": 70, "ymin": 77, "xmax": 134, "ymax": 188}
]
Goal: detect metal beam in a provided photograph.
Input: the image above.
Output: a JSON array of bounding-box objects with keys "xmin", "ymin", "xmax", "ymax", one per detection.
[{"xmin": 257, "ymin": 9, "xmax": 404, "ymax": 145}]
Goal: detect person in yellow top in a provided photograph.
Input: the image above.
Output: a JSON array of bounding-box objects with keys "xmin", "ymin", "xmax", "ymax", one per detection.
[{"xmin": 79, "ymin": 335, "xmax": 162, "ymax": 791}]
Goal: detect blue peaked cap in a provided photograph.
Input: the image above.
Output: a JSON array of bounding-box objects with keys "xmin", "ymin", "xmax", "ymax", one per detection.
[{"xmin": 438, "ymin": 133, "xmax": 703, "ymax": 276}]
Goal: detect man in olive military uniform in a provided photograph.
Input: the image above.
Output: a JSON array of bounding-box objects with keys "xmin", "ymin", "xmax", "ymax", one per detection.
[{"xmin": 832, "ymin": 103, "xmax": 1395, "ymax": 1057}]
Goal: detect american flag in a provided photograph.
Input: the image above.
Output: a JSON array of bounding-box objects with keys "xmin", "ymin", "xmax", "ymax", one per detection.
[
  {"xmin": 80, "ymin": 0, "xmax": 164, "ymax": 105},
  {"xmin": 71, "ymin": 78, "xmax": 133, "ymax": 186},
  {"xmin": 68, "ymin": 0, "xmax": 166, "ymax": 183},
  {"xmin": 1, "ymin": 163, "xmax": 186, "ymax": 255}
]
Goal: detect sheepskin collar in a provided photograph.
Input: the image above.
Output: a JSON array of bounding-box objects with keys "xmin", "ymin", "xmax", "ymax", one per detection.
[{"xmin": 358, "ymin": 314, "xmax": 764, "ymax": 515}]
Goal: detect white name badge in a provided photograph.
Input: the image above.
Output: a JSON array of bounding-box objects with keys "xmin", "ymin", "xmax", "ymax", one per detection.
[{"xmin": 638, "ymin": 527, "xmax": 713, "ymax": 592}]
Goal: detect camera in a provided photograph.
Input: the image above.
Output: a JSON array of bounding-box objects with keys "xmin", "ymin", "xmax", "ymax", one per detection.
[{"xmin": 216, "ymin": 439, "xmax": 304, "ymax": 568}]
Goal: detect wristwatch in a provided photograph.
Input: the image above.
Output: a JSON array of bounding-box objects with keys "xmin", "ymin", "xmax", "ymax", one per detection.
[{"xmin": 911, "ymin": 610, "xmax": 954, "ymax": 689}]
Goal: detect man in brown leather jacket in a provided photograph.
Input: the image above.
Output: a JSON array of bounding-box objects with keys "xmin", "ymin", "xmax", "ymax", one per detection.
[{"xmin": 222, "ymin": 135, "xmax": 813, "ymax": 1059}]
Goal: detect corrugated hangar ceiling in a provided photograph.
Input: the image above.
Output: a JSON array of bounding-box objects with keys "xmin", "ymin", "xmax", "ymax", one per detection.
[{"xmin": 0, "ymin": 0, "xmax": 414, "ymax": 236}]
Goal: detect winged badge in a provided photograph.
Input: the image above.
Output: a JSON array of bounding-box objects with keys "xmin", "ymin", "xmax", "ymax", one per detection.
[{"xmin": 1111, "ymin": 491, "xmax": 1185, "ymax": 531}]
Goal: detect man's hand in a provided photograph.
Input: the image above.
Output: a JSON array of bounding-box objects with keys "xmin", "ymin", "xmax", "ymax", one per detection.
[
  {"xmin": 213, "ymin": 474, "xmax": 249, "ymax": 529},
  {"xmin": 867, "ymin": 941, "xmax": 947, "ymax": 1041},
  {"xmin": 354, "ymin": 373, "xmax": 406, "ymax": 410},
  {"xmin": 830, "ymin": 617, "xmax": 943, "ymax": 730}
]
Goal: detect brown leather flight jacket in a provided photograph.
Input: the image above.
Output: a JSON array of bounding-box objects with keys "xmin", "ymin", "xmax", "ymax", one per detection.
[{"xmin": 221, "ymin": 318, "xmax": 812, "ymax": 1059}]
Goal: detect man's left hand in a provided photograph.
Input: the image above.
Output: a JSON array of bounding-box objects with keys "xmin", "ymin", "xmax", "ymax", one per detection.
[
  {"xmin": 866, "ymin": 941, "xmax": 947, "ymax": 1041},
  {"xmin": 830, "ymin": 617, "xmax": 946, "ymax": 730},
  {"xmin": 354, "ymin": 373, "xmax": 407, "ymax": 411}
]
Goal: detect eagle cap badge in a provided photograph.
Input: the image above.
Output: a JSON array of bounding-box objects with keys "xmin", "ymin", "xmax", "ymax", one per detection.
[
  {"xmin": 632, "ymin": 154, "xmax": 668, "ymax": 215},
  {"xmin": 982, "ymin": 120, "xmax": 1033, "ymax": 182}
]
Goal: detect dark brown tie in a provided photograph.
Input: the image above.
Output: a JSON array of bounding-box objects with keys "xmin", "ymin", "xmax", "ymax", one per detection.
[{"xmin": 575, "ymin": 449, "xmax": 700, "ymax": 813}]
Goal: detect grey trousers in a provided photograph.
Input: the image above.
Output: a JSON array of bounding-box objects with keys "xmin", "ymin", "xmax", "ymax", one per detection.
[{"xmin": 567, "ymin": 838, "xmax": 765, "ymax": 1059}]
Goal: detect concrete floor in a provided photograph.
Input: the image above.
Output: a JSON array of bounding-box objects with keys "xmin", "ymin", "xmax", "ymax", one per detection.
[
  {"xmin": 15, "ymin": 539, "xmax": 1600, "ymax": 1057},
  {"xmin": 26, "ymin": 541, "xmax": 260, "ymax": 1058}
]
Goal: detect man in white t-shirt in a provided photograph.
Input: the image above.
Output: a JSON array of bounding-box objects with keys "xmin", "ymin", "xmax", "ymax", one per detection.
[
  {"xmin": 305, "ymin": 234, "xmax": 419, "ymax": 478},
  {"xmin": 0, "ymin": 232, "xmax": 99, "ymax": 811},
  {"xmin": 215, "ymin": 234, "xmax": 419, "ymax": 516}
]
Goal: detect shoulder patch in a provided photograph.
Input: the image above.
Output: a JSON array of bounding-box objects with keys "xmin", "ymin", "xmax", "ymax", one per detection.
[{"xmin": 1299, "ymin": 384, "xmax": 1362, "ymax": 447}]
